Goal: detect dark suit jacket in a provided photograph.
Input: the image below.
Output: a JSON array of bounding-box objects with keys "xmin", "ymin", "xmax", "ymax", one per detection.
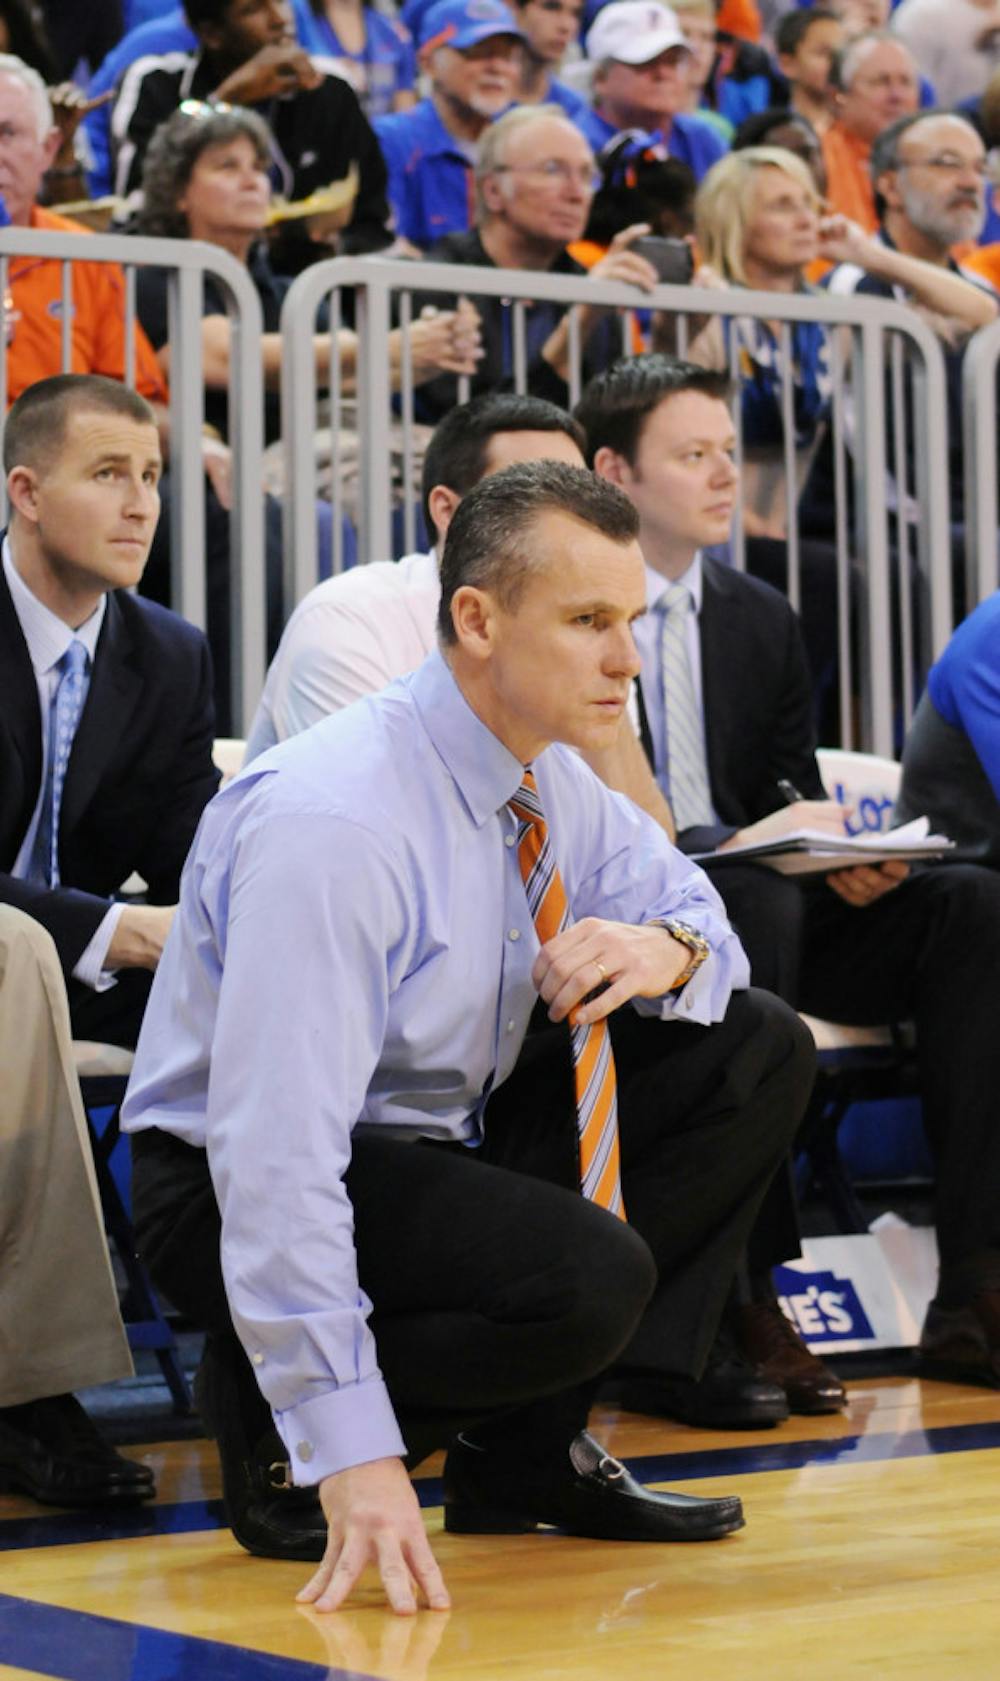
[
  {"xmin": 0, "ymin": 559, "xmax": 219, "ymax": 979},
  {"xmin": 638, "ymin": 555, "xmax": 825, "ymax": 855}
]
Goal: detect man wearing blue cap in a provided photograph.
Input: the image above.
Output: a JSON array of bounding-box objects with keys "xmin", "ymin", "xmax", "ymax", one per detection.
[{"xmin": 374, "ymin": 0, "xmax": 526, "ymax": 250}]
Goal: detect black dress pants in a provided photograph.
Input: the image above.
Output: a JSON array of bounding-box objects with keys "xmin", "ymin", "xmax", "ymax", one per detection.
[
  {"xmin": 131, "ymin": 988, "xmax": 813, "ymax": 1462},
  {"xmin": 701, "ymin": 860, "xmax": 1000, "ymax": 1298}
]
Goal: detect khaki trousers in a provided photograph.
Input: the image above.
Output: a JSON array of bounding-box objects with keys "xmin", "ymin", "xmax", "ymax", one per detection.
[{"xmin": 0, "ymin": 906, "xmax": 132, "ymax": 1407}]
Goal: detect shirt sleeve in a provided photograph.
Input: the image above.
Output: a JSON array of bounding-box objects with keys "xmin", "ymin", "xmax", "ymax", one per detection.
[
  {"xmin": 72, "ymin": 902, "xmax": 126, "ymax": 991},
  {"xmin": 266, "ymin": 598, "xmax": 408, "ymax": 739},
  {"xmin": 545, "ymin": 753, "xmax": 750, "ymax": 1025},
  {"xmin": 200, "ymin": 807, "xmax": 416, "ymax": 1482}
]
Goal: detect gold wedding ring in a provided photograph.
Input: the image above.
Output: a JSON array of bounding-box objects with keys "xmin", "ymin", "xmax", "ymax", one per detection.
[{"xmin": 595, "ymin": 961, "xmax": 608, "ymax": 983}]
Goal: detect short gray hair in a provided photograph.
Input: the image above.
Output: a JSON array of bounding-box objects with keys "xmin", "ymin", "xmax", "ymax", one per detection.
[
  {"xmin": 475, "ymin": 103, "xmax": 586, "ymax": 219},
  {"xmin": 835, "ymin": 30, "xmax": 915, "ymax": 93},
  {"xmin": 137, "ymin": 104, "xmax": 273, "ymax": 237},
  {"xmin": 438, "ymin": 459, "xmax": 638, "ymax": 644},
  {"xmin": 0, "ymin": 54, "xmax": 53, "ymax": 142}
]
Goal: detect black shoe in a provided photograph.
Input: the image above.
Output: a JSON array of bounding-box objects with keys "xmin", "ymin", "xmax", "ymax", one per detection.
[
  {"xmin": 617, "ymin": 1325, "xmax": 790, "ymax": 1430},
  {"xmin": 443, "ymin": 1430, "xmax": 745, "ymax": 1542},
  {"xmin": 735, "ymin": 1300, "xmax": 847, "ymax": 1415},
  {"xmin": 0, "ymin": 1394, "xmax": 155, "ymax": 1507},
  {"xmin": 195, "ymin": 1334, "xmax": 328, "ymax": 1561},
  {"xmin": 920, "ymin": 1291, "xmax": 1000, "ymax": 1388}
]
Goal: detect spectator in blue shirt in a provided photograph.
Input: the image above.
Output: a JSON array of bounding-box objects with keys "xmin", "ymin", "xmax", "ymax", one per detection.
[
  {"xmin": 510, "ymin": 0, "xmax": 590, "ymax": 120},
  {"xmin": 293, "ymin": 0, "xmax": 417, "ymax": 118},
  {"xmin": 897, "ymin": 591, "xmax": 1000, "ymax": 867},
  {"xmin": 374, "ymin": 0, "xmax": 525, "ymax": 249},
  {"xmin": 581, "ymin": 0, "xmax": 727, "ymax": 180}
]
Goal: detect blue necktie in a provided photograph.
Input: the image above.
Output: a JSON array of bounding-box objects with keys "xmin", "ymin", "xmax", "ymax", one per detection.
[{"xmin": 34, "ymin": 639, "xmax": 89, "ymax": 888}]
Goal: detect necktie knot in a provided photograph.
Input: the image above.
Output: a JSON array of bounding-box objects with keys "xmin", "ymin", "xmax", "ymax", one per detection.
[
  {"xmin": 660, "ymin": 581, "xmax": 692, "ymax": 617},
  {"xmin": 508, "ymin": 767, "xmax": 543, "ymax": 829},
  {"xmin": 61, "ymin": 639, "xmax": 88, "ymax": 680}
]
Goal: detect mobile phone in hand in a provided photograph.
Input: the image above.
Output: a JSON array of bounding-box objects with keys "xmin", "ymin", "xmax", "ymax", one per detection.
[{"xmin": 632, "ymin": 236, "xmax": 694, "ymax": 284}]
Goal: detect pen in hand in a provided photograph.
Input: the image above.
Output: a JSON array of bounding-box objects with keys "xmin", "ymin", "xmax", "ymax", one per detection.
[{"xmin": 777, "ymin": 779, "xmax": 805, "ymax": 806}]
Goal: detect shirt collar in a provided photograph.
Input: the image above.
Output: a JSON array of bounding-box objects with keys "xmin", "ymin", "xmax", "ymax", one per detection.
[
  {"xmin": 413, "ymin": 98, "xmax": 479, "ymax": 160},
  {"xmin": 409, "ymin": 648, "xmax": 531, "ymax": 827},
  {"xmin": 645, "ymin": 550, "xmax": 703, "ymax": 614},
  {"xmin": 3, "ymin": 535, "xmax": 106, "ymax": 676}
]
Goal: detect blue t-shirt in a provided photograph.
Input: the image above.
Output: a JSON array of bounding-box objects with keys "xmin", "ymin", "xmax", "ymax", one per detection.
[
  {"xmin": 293, "ymin": 3, "xmax": 416, "ymax": 118},
  {"xmin": 928, "ymin": 591, "xmax": 1000, "ymax": 798},
  {"xmin": 576, "ymin": 108, "xmax": 727, "ymax": 179},
  {"xmin": 374, "ymin": 98, "xmax": 478, "ymax": 247}
]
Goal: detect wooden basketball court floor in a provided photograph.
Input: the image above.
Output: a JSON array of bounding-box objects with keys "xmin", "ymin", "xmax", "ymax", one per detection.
[{"xmin": 4, "ymin": 1374, "xmax": 1000, "ymax": 1681}]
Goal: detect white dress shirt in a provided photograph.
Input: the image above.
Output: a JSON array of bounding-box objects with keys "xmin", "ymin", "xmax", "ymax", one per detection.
[{"xmin": 246, "ymin": 550, "xmax": 440, "ymax": 759}]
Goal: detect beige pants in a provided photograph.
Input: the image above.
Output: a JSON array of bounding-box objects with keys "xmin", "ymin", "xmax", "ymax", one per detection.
[{"xmin": 0, "ymin": 906, "xmax": 133, "ymax": 1407}]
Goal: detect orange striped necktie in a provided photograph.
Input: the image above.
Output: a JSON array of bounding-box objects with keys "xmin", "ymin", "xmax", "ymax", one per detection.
[{"xmin": 508, "ymin": 769, "xmax": 626, "ymax": 1221}]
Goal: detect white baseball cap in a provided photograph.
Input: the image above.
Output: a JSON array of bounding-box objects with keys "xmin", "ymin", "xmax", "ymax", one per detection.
[{"xmin": 585, "ymin": 1, "xmax": 690, "ymax": 64}]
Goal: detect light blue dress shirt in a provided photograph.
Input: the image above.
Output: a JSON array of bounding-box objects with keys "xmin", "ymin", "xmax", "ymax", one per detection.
[{"xmin": 123, "ymin": 650, "xmax": 748, "ymax": 1484}]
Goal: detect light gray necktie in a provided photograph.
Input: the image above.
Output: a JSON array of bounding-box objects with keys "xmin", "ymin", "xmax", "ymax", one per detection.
[{"xmin": 659, "ymin": 582, "xmax": 713, "ymax": 831}]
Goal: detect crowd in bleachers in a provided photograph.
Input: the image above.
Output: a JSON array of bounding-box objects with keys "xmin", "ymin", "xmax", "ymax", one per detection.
[
  {"xmin": 7, "ymin": 0, "xmax": 1000, "ymax": 1614},
  {"xmin": 5, "ymin": 0, "xmax": 1000, "ymax": 725}
]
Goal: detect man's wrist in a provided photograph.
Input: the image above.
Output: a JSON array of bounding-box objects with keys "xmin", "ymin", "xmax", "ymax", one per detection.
[{"xmin": 648, "ymin": 918, "xmax": 711, "ymax": 990}]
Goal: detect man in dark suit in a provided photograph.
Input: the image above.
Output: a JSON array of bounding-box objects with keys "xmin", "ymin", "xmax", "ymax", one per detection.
[
  {"xmin": 0, "ymin": 374, "xmax": 219, "ymax": 1048},
  {"xmin": 579, "ymin": 353, "xmax": 1000, "ymax": 1401},
  {"xmin": 0, "ymin": 373, "xmax": 218, "ymax": 1507}
]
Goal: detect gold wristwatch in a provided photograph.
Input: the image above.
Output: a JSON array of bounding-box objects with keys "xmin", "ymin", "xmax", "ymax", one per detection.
[{"xmin": 652, "ymin": 919, "xmax": 711, "ymax": 991}]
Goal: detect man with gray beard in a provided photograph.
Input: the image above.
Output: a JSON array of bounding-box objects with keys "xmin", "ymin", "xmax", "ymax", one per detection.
[{"xmin": 814, "ymin": 110, "xmax": 997, "ymax": 538}]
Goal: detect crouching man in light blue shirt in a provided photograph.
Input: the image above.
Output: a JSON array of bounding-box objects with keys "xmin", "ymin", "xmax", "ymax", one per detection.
[{"xmin": 122, "ymin": 461, "xmax": 814, "ymax": 1614}]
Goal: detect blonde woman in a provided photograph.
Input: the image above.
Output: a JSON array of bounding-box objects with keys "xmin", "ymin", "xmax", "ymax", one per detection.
[{"xmin": 680, "ymin": 144, "xmax": 992, "ymax": 535}]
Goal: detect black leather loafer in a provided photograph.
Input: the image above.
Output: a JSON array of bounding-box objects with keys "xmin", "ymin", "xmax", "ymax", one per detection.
[
  {"xmin": 195, "ymin": 1334, "xmax": 328, "ymax": 1561},
  {"xmin": 442, "ymin": 1430, "xmax": 745, "ymax": 1542},
  {"xmin": 0, "ymin": 1394, "xmax": 155, "ymax": 1507}
]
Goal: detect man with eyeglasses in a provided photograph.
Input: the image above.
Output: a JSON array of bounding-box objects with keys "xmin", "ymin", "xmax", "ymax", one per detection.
[
  {"xmin": 814, "ymin": 110, "xmax": 997, "ymax": 545},
  {"xmin": 412, "ymin": 103, "xmax": 661, "ymax": 421},
  {"xmin": 820, "ymin": 32, "xmax": 921, "ymax": 230}
]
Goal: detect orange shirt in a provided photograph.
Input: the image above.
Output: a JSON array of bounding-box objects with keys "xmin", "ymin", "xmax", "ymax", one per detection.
[
  {"xmin": 3, "ymin": 206, "xmax": 167, "ymax": 407},
  {"xmin": 958, "ymin": 243, "xmax": 1000, "ymax": 291},
  {"xmin": 820, "ymin": 123, "xmax": 878, "ymax": 234},
  {"xmin": 717, "ymin": 0, "xmax": 762, "ymax": 42}
]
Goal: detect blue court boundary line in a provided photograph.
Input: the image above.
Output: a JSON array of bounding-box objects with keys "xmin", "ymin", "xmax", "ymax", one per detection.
[
  {"xmin": 0, "ymin": 1592, "xmax": 356, "ymax": 1681},
  {"xmin": 4, "ymin": 1418, "xmax": 1000, "ymax": 1554}
]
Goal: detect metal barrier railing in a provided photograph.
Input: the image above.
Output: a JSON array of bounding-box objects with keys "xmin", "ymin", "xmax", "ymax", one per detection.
[
  {"xmin": 0, "ymin": 227, "xmax": 266, "ymax": 730},
  {"xmin": 962, "ymin": 315, "xmax": 1000, "ymax": 610},
  {"xmin": 280, "ymin": 256, "xmax": 953, "ymax": 757}
]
